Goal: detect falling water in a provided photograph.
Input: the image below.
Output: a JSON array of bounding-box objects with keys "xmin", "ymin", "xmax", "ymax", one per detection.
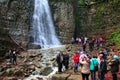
[{"xmin": 31, "ymin": 0, "xmax": 61, "ymax": 48}]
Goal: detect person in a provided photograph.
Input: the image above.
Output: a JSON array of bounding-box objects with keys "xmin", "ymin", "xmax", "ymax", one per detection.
[
  {"xmin": 99, "ymin": 37, "xmax": 104, "ymax": 48},
  {"xmin": 89, "ymin": 38, "xmax": 95, "ymax": 52},
  {"xmin": 81, "ymin": 37, "xmax": 85, "ymax": 45},
  {"xmin": 90, "ymin": 54, "xmax": 98, "ymax": 80},
  {"xmin": 97, "ymin": 51, "xmax": 104, "ymax": 64},
  {"xmin": 56, "ymin": 51, "xmax": 63, "ymax": 73},
  {"xmin": 80, "ymin": 51, "xmax": 87, "ymax": 61},
  {"xmin": 82, "ymin": 43, "xmax": 86, "ymax": 51},
  {"xmin": 96, "ymin": 36, "xmax": 100, "ymax": 49},
  {"xmin": 84, "ymin": 36, "xmax": 88, "ymax": 44},
  {"xmin": 79, "ymin": 49, "xmax": 85, "ymax": 55},
  {"xmin": 72, "ymin": 52, "xmax": 80, "ymax": 73},
  {"xmin": 71, "ymin": 37, "xmax": 75, "ymax": 44},
  {"xmin": 8, "ymin": 49, "xmax": 12, "ymax": 63},
  {"xmin": 98, "ymin": 53, "xmax": 107, "ymax": 80},
  {"xmin": 12, "ymin": 50, "xmax": 17, "ymax": 65},
  {"xmin": 77, "ymin": 37, "xmax": 81, "ymax": 44},
  {"xmin": 79, "ymin": 51, "xmax": 88, "ymax": 67},
  {"xmin": 63, "ymin": 51, "xmax": 69, "ymax": 70},
  {"xmin": 103, "ymin": 47, "xmax": 107, "ymax": 60},
  {"xmin": 80, "ymin": 56, "xmax": 90, "ymax": 80},
  {"xmin": 109, "ymin": 55, "xmax": 119, "ymax": 80},
  {"xmin": 76, "ymin": 37, "xmax": 79, "ymax": 44}
]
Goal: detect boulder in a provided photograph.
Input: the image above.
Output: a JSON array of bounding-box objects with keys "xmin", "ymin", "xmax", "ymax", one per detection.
[
  {"xmin": 52, "ymin": 73, "xmax": 70, "ymax": 80},
  {"xmin": 41, "ymin": 67, "xmax": 53, "ymax": 76},
  {"xmin": 14, "ymin": 70, "xmax": 24, "ymax": 76},
  {"xmin": 68, "ymin": 75, "xmax": 81, "ymax": 80},
  {"xmin": 27, "ymin": 43, "xmax": 41, "ymax": 49},
  {"xmin": 28, "ymin": 65, "xmax": 35, "ymax": 71},
  {"xmin": 34, "ymin": 63, "xmax": 42, "ymax": 68}
]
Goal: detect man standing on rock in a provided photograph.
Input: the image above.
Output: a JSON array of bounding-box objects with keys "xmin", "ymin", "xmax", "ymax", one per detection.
[
  {"xmin": 56, "ymin": 51, "xmax": 63, "ymax": 73},
  {"xmin": 12, "ymin": 49, "xmax": 17, "ymax": 65},
  {"xmin": 63, "ymin": 51, "xmax": 69, "ymax": 71}
]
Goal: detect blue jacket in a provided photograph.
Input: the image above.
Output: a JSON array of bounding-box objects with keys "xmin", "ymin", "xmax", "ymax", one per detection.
[{"xmin": 90, "ymin": 58, "xmax": 98, "ymax": 70}]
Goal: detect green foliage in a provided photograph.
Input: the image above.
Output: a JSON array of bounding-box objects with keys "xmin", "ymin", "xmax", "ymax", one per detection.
[
  {"xmin": 78, "ymin": 0, "xmax": 84, "ymax": 5},
  {"xmin": 95, "ymin": 20, "xmax": 102, "ymax": 26},
  {"xmin": 96, "ymin": 3, "xmax": 105, "ymax": 15},
  {"xmin": 98, "ymin": 5, "xmax": 104, "ymax": 12},
  {"xmin": 110, "ymin": 28, "xmax": 120, "ymax": 47},
  {"xmin": 109, "ymin": 0, "xmax": 120, "ymax": 12}
]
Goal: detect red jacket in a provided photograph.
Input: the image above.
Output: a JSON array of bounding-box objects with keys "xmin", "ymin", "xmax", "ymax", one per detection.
[{"xmin": 73, "ymin": 54, "xmax": 80, "ymax": 63}]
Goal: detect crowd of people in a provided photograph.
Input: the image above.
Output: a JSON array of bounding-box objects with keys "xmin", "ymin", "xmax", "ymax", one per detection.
[
  {"xmin": 56, "ymin": 36, "xmax": 120, "ymax": 80},
  {"xmin": 72, "ymin": 35, "xmax": 104, "ymax": 51}
]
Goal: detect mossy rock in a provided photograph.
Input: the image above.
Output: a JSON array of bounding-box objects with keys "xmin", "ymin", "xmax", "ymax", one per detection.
[
  {"xmin": 5, "ymin": 70, "xmax": 14, "ymax": 76},
  {"xmin": 52, "ymin": 73, "xmax": 70, "ymax": 80},
  {"xmin": 14, "ymin": 70, "xmax": 24, "ymax": 76},
  {"xmin": 41, "ymin": 67, "xmax": 53, "ymax": 76}
]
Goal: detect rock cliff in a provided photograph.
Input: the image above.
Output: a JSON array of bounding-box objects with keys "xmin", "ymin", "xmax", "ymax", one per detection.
[
  {"xmin": 0, "ymin": 0, "xmax": 120, "ymax": 49},
  {"xmin": 0, "ymin": 0, "xmax": 75, "ymax": 49}
]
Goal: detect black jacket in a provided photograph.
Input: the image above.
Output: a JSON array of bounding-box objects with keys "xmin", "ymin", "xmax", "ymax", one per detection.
[
  {"xmin": 56, "ymin": 54, "xmax": 63, "ymax": 64},
  {"xmin": 63, "ymin": 54, "xmax": 69, "ymax": 65},
  {"xmin": 100, "ymin": 59, "xmax": 107, "ymax": 73},
  {"xmin": 109, "ymin": 59, "xmax": 119, "ymax": 73}
]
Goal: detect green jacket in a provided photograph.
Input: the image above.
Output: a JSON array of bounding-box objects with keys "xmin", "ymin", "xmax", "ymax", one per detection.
[{"xmin": 90, "ymin": 58, "xmax": 98, "ymax": 70}]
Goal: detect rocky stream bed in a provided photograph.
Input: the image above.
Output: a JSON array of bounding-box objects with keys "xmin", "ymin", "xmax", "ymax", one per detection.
[{"xmin": 0, "ymin": 44, "xmax": 120, "ymax": 80}]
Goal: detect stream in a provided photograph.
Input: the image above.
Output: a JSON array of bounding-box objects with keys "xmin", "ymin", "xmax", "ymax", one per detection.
[{"xmin": 24, "ymin": 45, "xmax": 66, "ymax": 80}]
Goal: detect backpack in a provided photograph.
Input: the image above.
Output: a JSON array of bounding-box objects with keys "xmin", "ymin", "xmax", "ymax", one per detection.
[{"xmin": 93, "ymin": 59, "xmax": 98, "ymax": 71}]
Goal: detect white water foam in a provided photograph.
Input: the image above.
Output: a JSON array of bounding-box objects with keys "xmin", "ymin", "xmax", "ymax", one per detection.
[{"xmin": 24, "ymin": 67, "xmax": 58, "ymax": 80}]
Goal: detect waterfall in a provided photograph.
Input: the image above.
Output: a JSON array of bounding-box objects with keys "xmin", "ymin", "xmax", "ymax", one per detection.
[{"xmin": 31, "ymin": 0, "xmax": 61, "ymax": 48}]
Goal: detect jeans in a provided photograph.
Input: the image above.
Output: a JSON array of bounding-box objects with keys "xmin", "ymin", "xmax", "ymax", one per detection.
[
  {"xmin": 74, "ymin": 62, "xmax": 79, "ymax": 72},
  {"xmin": 58, "ymin": 63, "xmax": 62, "ymax": 72},
  {"xmin": 99, "ymin": 72, "xmax": 105, "ymax": 80},
  {"xmin": 91, "ymin": 70, "xmax": 96, "ymax": 80}
]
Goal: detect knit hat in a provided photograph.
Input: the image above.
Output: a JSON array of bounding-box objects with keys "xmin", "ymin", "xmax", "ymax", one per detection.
[{"xmin": 113, "ymin": 55, "xmax": 119, "ymax": 60}]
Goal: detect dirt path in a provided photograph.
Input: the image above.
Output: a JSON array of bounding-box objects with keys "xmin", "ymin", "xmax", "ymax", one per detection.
[{"xmin": 53, "ymin": 65, "xmax": 120, "ymax": 80}]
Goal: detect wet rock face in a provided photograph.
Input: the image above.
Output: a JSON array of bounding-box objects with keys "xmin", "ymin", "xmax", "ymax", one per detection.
[
  {"xmin": 50, "ymin": 2, "xmax": 75, "ymax": 44},
  {"xmin": 0, "ymin": 0, "xmax": 33, "ymax": 48},
  {"xmin": 0, "ymin": 0, "xmax": 75, "ymax": 49}
]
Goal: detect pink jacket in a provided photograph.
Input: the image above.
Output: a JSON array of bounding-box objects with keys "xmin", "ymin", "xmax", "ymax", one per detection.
[{"xmin": 80, "ymin": 59, "xmax": 90, "ymax": 74}]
